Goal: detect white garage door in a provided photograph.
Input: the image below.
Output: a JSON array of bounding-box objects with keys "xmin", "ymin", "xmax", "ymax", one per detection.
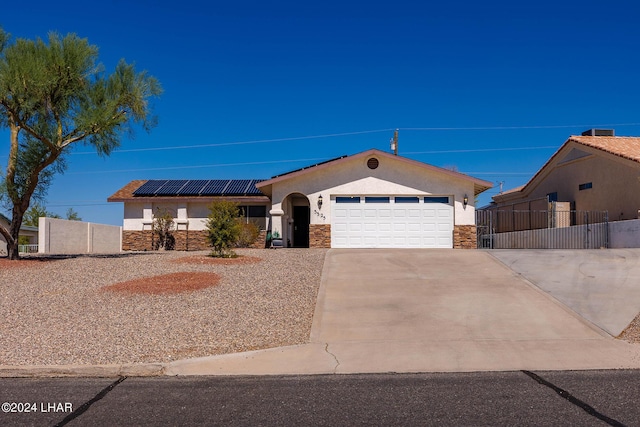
[{"xmin": 331, "ymin": 196, "xmax": 453, "ymax": 248}]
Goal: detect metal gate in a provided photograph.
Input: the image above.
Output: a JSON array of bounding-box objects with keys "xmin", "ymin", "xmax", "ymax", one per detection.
[{"xmin": 476, "ymin": 208, "xmax": 609, "ymax": 249}]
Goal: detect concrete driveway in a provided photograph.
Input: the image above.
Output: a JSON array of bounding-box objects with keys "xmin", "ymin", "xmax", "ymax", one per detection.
[
  {"xmin": 489, "ymin": 249, "xmax": 640, "ymax": 337},
  {"xmin": 168, "ymin": 249, "xmax": 640, "ymax": 375}
]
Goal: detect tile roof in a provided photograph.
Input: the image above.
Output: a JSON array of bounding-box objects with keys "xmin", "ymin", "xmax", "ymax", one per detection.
[
  {"xmin": 107, "ymin": 180, "xmax": 148, "ymax": 202},
  {"xmin": 569, "ymin": 135, "xmax": 640, "ymax": 163}
]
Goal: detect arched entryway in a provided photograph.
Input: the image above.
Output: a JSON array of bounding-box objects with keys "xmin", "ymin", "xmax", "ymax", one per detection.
[{"xmin": 282, "ymin": 192, "xmax": 310, "ymax": 248}]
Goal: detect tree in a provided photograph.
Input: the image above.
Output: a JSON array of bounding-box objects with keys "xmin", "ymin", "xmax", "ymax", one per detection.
[
  {"xmin": 152, "ymin": 207, "xmax": 175, "ymax": 251},
  {"xmin": 0, "ymin": 29, "xmax": 162, "ymax": 259},
  {"xmin": 65, "ymin": 207, "xmax": 81, "ymax": 221},
  {"xmin": 206, "ymin": 201, "xmax": 242, "ymax": 257},
  {"xmin": 22, "ymin": 202, "xmax": 60, "ymax": 227}
]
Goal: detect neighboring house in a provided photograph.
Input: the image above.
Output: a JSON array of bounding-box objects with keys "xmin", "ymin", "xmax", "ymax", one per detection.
[
  {"xmin": 486, "ymin": 129, "xmax": 640, "ymax": 224},
  {"xmin": 108, "ymin": 148, "xmax": 492, "ymax": 250},
  {"xmin": 0, "ymin": 213, "xmax": 39, "ymax": 256}
]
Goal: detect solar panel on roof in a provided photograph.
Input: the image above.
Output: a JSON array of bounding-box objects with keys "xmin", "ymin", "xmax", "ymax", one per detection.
[
  {"xmin": 132, "ymin": 178, "xmax": 266, "ymax": 197},
  {"xmin": 224, "ymin": 179, "xmax": 252, "ymax": 196},
  {"xmin": 133, "ymin": 180, "xmax": 169, "ymax": 196},
  {"xmin": 200, "ymin": 180, "xmax": 230, "ymax": 196},
  {"xmin": 177, "ymin": 180, "xmax": 210, "ymax": 195},
  {"xmin": 155, "ymin": 180, "xmax": 189, "ymax": 195},
  {"xmin": 245, "ymin": 179, "xmax": 263, "ymax": 195}
]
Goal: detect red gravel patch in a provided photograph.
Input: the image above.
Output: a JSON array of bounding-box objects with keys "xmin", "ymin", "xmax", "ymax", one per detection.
[
  {"xmin": 102, "ymin": 272, "xmax": 221, "ymax": 295},
  {"xmin": 173, "ymin": 255, "xmax": 262, "ymax": 266},
  {"xmin": 0, "ymin": 258, "xmax": 51, "ymax": 269}
]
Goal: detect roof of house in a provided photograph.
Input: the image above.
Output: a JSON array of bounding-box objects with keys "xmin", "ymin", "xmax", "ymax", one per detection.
[
  {"xmin": 0, "ymin": 212, "xmax": 39, "ymax": 232},
  {"xmin": 569, "ymin": 135, "xmax": 640, "ymax": 163},
  {"xmin": 258, "ymin": 148, "xmax": 493, "ymax": 196},
  {"xmin": 493, "ymin": 134, "xmax": 640, "ymax": 202},
  {"xmin": 109, "ymin": 149, "xmax": 494, "ymax": 203},
  {"xmin": 107, "ymin": 179, "xmax": 270, "ymax": 203}
]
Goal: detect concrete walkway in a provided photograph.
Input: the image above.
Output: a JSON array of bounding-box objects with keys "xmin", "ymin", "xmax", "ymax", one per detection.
[{"xmin": 165, "ymin": 249, "xmax": 640, "ymax": 376}]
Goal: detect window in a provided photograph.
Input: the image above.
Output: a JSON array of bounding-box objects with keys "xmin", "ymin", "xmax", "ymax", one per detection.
[
  {"xmin": 424, "ymin": 196, "xmax": 449, "ymax": 204},
  {"xmin": 395, "ymin": 196, "xmax": 419, "ymax": 203},
  {"xmin": 579, "ymin": 182, "xmax": 593, "ymax": 191},
  {"xmin": 238, "ymin": 205, "xmax": 267, "ymax": 229},
  {"xmin": 365, "ymin": 196, "xmax": 390, "ymax": 203},
  {"xmin": 336, "ymin": 196, "xmax": 361, "ymax": 203},
  {"xmin": 547, "ymin": 192, "xmax": 558, "ymax": 202}
]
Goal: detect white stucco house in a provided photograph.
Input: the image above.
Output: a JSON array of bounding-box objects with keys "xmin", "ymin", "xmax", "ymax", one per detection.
[
  {"xmin": 108, "ymin": 149, "xmax": 492, "ymax": 250},
  {"xmin": 0, "ymin": 213, "xmax": 39, "ymax": 256}
]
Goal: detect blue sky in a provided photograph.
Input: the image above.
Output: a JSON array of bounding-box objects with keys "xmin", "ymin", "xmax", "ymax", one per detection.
[{"xmin": 2, "ymin": 0, "xmax": 640, "ymax": 225}]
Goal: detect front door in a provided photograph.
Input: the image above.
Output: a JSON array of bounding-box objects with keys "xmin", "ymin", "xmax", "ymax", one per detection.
[{"xmin": 293, "ymin": 206, "xmax": 310, "ymax": 248}]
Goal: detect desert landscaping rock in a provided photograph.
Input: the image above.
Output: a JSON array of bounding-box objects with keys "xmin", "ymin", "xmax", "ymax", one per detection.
[
  {"xmin": 102, "ymin": 272, "xmax": 221, "ymax": 295},
  {"xmin": 0, "ymin": 249, "xmax": 327, "ymax": 366}
]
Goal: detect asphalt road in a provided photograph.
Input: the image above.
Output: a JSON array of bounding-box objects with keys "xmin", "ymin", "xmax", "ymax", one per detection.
[{"xmin": 1, "ymin": 370, "xmax": 638, "ymax": 426}]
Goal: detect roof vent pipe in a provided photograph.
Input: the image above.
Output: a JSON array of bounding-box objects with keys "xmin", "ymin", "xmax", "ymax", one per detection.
[{"xmin": 581, "ymin": 129, "xmax": 615, "ymax": 136}]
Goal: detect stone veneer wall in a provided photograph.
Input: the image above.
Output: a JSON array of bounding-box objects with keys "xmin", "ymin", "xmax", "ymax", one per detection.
[
  {"xmin": 453, "ymin": 225, "xmax": 477, "ymax": 249},
  {"xmin": 309, "ymin": 224, "xmax": 331, "ymax": 248},
  {"xmin": 122, "ymin": 229, "xmax": 267, "ymax": 251},
  {"xmin": 122, "ymin": 230, "xmax": 154, "ymax": 251}
]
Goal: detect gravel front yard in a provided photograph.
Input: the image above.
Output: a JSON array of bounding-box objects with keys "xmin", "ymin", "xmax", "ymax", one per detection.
[{"xmin": 0, "ymin": 249, "xmax": 327, "ymax": 366}]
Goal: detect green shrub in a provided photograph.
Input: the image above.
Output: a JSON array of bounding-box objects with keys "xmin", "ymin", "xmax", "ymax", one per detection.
[{"xmin": 206, "ymin": 201, "xmax": 242, "ymax": 257}]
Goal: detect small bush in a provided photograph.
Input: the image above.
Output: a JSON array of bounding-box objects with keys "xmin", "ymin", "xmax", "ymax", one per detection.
[
  {"xmin": 153, "ymin": 208, "xmax": 175, "ymax": 250},
  {"xmin": 236, "ymin": 221, "xmax": 260, "ymax": 248},
  {"xmin": 206, "ymin": 201, "xmax": 242, "ymax": 257}
]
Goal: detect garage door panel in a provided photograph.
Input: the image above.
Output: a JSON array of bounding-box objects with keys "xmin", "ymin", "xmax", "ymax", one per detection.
[
  {"xmin": 379, "ymin": 222, "xmax": 392, "ymax": 232},
  {"xmin": 334, "ymin": 208, "xmax": 348, "ymax": 218},
  {"xmin": 334, "ymin": 223, "xmax": 348, "ymax": 232},
  {"xmin": 424, "ymin": 223, "xmax": 436, "ymax": 232},
  {"xmin": 331, "ymin": 196, "xmax": 453, "ymax": 248},
  {"xmin": 394, "ymin": 209, "xmax": 407, "ymax": 218},
  {"xmin": 364, "ymin": 223, "xmax": 377, "ymax": 232},
  {"xmin": 393, "ymin": 223, "xmax": 406, "ymax": 232},
  {"xmin": 407, "ymin": 223, "xmax": 421, "ymax": 232}
]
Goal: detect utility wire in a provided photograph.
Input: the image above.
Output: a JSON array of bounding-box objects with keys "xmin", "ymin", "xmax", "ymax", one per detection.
[
  {"xmin": 2, "ymin": 122, "xmax": 640, "ymax": 158},
  {"xmin": 69, "ymin": 129, "xmax": 395, "ymax": 155},
  {"xmin": 404, "ymin": 146, "xmax": 557, "ymax": 155},
  {"xmin": 69, "ymin": 122, "xmax": 640, "ymax": 155},
  {"xmin": 65, "ymin": 157, "xmax": 333, "ymax": 174}
]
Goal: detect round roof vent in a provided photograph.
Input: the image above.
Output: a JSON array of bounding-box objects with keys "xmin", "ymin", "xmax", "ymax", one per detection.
[{"xmin": 367, "ymin": 157, "xmax": 379, "ymax": 170}]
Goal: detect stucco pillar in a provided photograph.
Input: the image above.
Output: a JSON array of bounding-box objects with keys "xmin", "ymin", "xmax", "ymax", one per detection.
[{"xmin": 269, "ymin": 208, "xmax": 284, "ymax": 238}]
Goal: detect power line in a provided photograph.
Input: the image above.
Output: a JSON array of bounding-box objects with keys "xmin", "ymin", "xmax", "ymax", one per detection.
[
  {"xmin": 3, "ymin": 122, "xmax": 640, "ymax": 159},
  {"xmin": 404, "ymin": 146, "xmax": 557, "ymax": 155},
  {"xmin": 70, "ymin": 129, "xmax": 395, "ymax": 155},
  {"xmin": 69, "ymin": 122, "xmax": 640, "ymax": 155},
  {"xmin": 401, "ymin": 122, "xmax": 640, "ymax": 131},
  {"xmin": 66, "ymin": 157, "xmax": 333, "ymax": 174}
]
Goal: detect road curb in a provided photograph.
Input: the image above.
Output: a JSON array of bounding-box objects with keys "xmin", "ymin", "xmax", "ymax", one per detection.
[{"xmin": 0, "ymin": 363, "xmax": 166, "ymax": 378}]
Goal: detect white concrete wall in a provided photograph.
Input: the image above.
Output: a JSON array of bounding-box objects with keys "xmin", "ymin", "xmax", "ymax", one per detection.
[
  {"xmin": 609, "ymin": 219, "xmax": 640, "ymax": 248},
  {"xmin": 39, "ymin": 217, "xmax": 122, "ymax": 254},
  {"xmin": 0, "ymin": 235, "xmax": 6, "ymax": 256}
]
